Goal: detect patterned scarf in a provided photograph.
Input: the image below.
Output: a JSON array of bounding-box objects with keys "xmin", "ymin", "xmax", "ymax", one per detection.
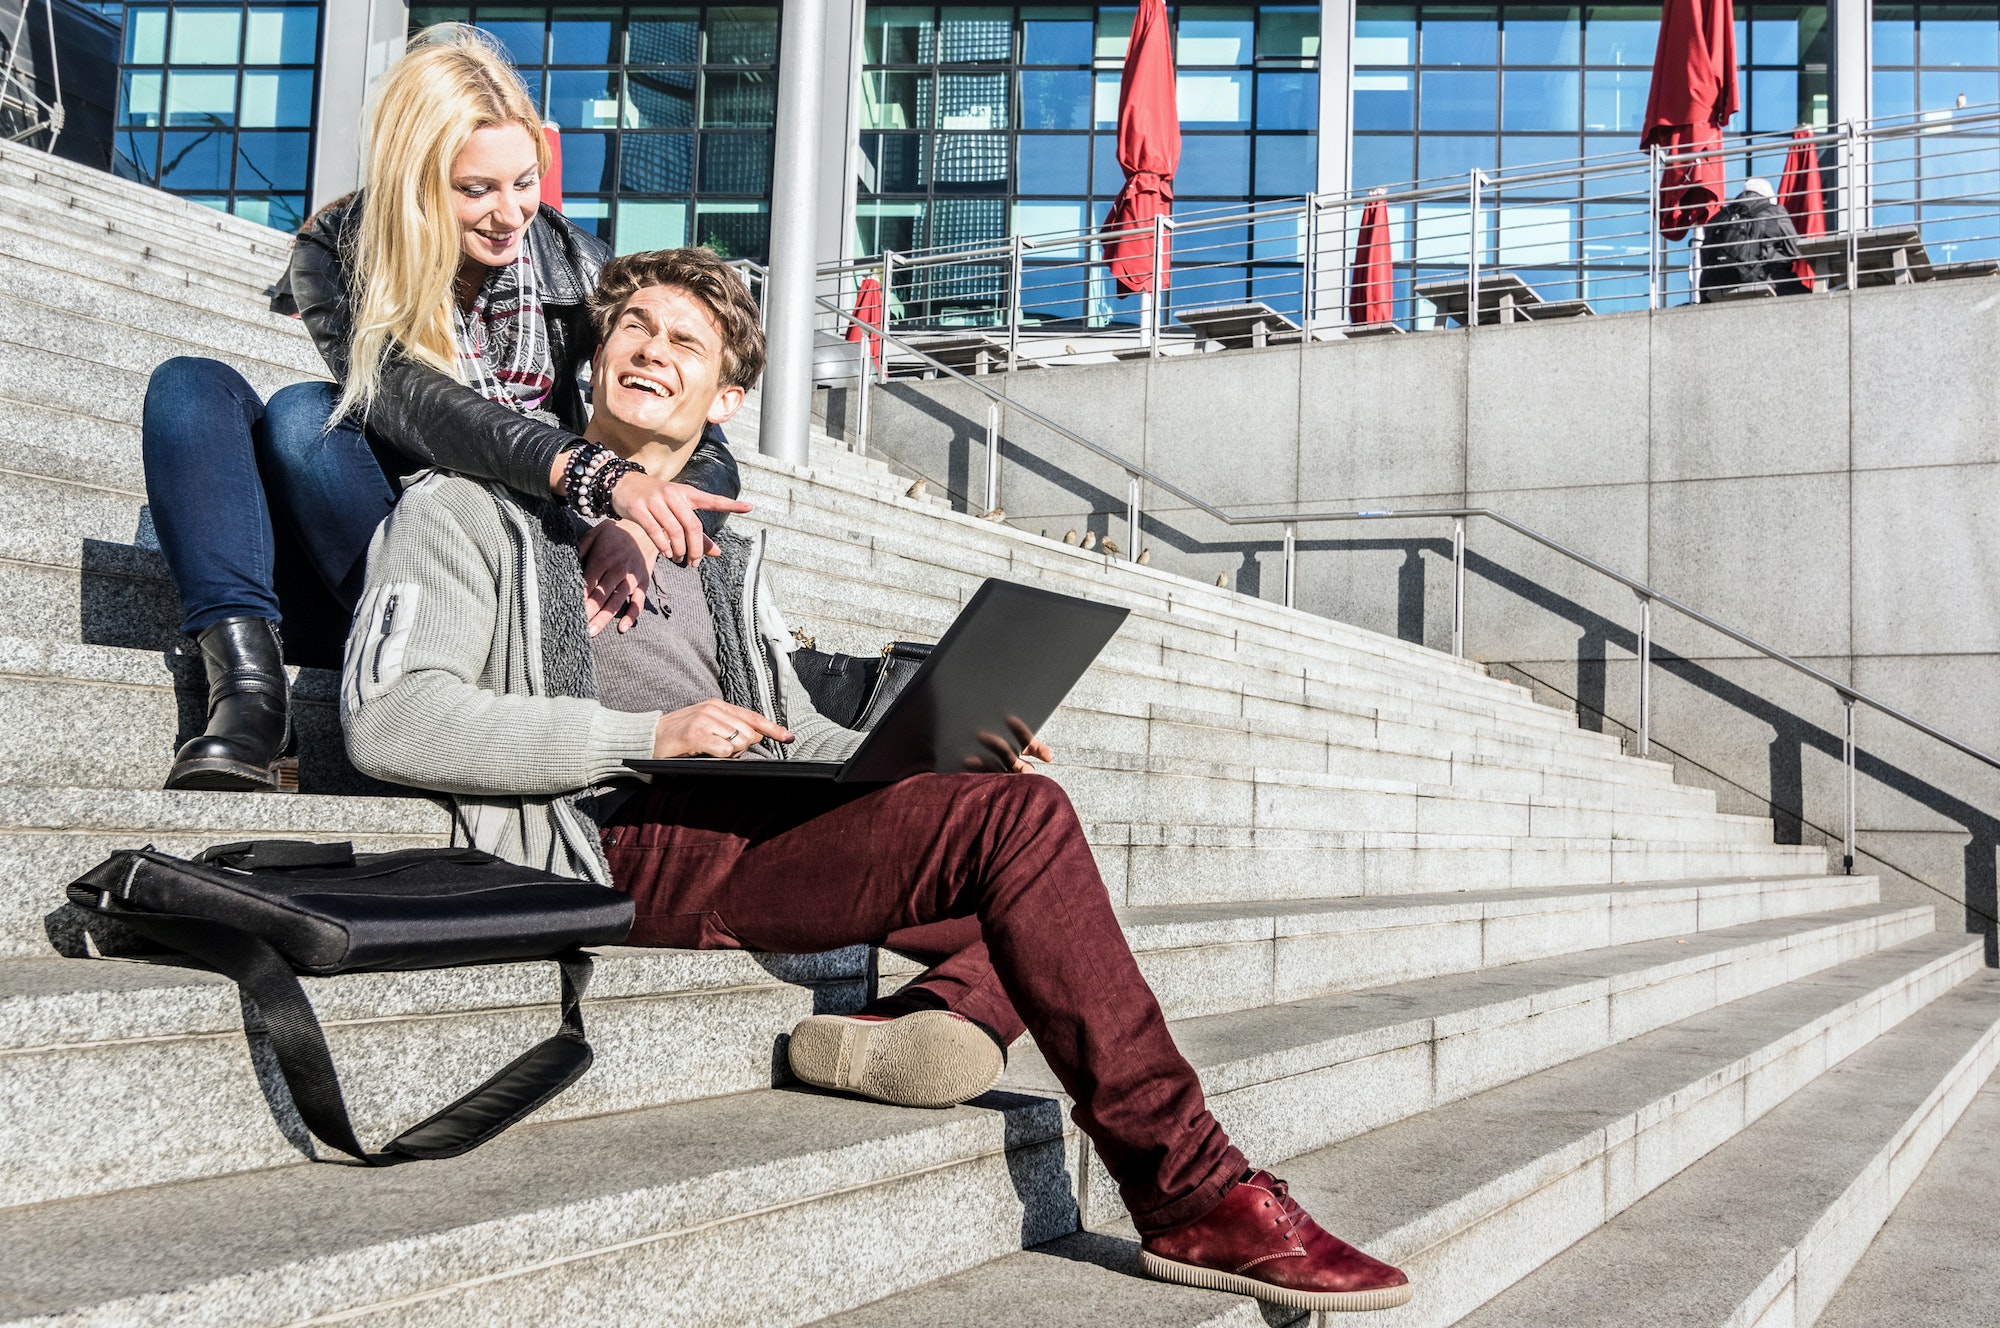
[{"xmin": 452, "ymin": 251, "xmax": 554, "ymax": 413}]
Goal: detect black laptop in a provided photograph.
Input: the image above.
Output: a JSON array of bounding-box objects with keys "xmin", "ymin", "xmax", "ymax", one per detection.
[{"xmin": 626, "ymin": 578, "xmax": 1129, "ymax": 783}]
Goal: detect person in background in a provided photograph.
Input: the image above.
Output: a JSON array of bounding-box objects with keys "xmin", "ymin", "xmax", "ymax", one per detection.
[
  {"xmin": 1700, "ymin": 178, "xmax": 1806, "ymax": 301},
  {"xmin": 140, "ymin": 23, "xmax": 741, "ymax": 793}
]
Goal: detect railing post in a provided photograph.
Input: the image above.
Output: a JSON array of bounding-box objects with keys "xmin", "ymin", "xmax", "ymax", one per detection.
[
  {"xmin": 1300, "ymin": 195, "xmax": 1317, "ymax": 327},
  {"xmin": 881, "ymin": 252, "xmax": 896, "ymax": 377},
  {"xmin": 1148, "ymin": 213, "xmax": 1168, "ymax": 359},
  {"xmin": 1282, "ymin": 523, "xmax": 1297, "ymax": 608},
  {"xmin": 984, "ymin": 401, "xmax": 1001, "ymax": 514},
  {"xmin": 1845, "ymin": 121, "xmax": 1862, "ymax": 290},
  {"xmin": 1007, "ymin": 233, "xmax": 1024, "ymax": 371},
  {"xmin": 1636, "ymin": 595, "xmax": 1653, "ymax": 757},
  {"xmin": 853, "ymin": 346, "xmax": 870, "ymax": 457},
  {"xmin": 1127, "ymin": 473, "xmax": 1142, "ymax": 562},
  {"xmin": 1647, "ymin": 145, "xmax": 1663, "ymax": 309},
  {"xmin": 1466, "ymin": 170, "xmax": 1481, "ymax": 331},
  {"xmin": 1843, "ymin": 696, "xmax": 1858, "ymax": 874},
  {"xmin": 1451, "ymin": 517, "xmax": 1466, "ymax": 659}
]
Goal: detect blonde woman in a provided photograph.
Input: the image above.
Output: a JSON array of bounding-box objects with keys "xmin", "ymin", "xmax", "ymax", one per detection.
[{"xmin": 141, "ymin": 24, "xmax": 745, "ymax": 792}]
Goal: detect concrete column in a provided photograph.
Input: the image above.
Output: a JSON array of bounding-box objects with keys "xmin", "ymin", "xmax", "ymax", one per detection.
[
  {"xmin": 1313, "ymin": 0, "xmax": 1355, "ymax": 324},
  {"xmin": 1830, "ymin": 0, "xmax": 1871, "ymax": 126},
  {"xmin": 312, "ymin": 0, "xmax": 407, "ymax": 209},
  {"xmin": 759, "ymin": 0, "xmax": 828, "ymax": 466},
  {"xmin": 817, "ymin": 0, "xmax": 866, "ymax": 266}
]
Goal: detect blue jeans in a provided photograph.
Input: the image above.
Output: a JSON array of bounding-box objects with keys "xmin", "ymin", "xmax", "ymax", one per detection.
[{"xmin": 142, "ymin": 357, "xmax": 400, "ymax": 667}]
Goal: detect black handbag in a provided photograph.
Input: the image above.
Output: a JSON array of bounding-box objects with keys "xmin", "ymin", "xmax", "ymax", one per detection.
[
  {"xmin": 789, "ymin": 631, "xmax": 933, "ymax": 730},
  {"xmin": 67, "ymin": 839, "xmax": 633, "ymax": 1165}
]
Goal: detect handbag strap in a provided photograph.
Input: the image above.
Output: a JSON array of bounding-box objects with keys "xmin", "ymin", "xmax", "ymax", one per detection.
[{"xmin": 104, "ymin": 908, "xmax": 595, "ymax": 1165}]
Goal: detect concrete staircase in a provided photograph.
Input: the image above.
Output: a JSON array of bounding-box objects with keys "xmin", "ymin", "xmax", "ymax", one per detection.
[{"xmin": 0, "ymin": 139, "xmax": 1993, "ymax": 1327}]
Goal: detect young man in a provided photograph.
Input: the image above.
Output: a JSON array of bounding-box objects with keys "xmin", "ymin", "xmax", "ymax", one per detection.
[{"xmin": 340, "ymin": 247, "xmax": 1412, "ymax": 1314}]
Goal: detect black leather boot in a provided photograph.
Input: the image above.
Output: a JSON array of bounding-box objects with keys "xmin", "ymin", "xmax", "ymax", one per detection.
[{"xmin": 165, "ymin": 617, "xmax": 297, "ymax": 792}]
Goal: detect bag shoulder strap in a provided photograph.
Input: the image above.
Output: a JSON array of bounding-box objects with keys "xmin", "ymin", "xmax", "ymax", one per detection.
[{"xmin": 106, "ymin": 908, "xmax": 594, "ymax": 1164}]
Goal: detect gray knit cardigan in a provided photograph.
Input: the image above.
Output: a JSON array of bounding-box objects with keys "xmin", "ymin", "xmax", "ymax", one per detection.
[{"xmin": 341, "ymin": 471, "xmax": 861, "ymax": 881}]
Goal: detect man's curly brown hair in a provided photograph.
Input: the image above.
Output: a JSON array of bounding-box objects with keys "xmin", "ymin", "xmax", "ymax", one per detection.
[{"xmin": 588, "ymin": 247, "xmax": 767, "ymax": 389}]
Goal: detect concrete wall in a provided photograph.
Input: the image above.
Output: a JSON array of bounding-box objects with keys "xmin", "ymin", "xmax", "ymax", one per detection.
[{"xmin": 843, "ymin": 277, "xmax": 2000, "ymax": 954}]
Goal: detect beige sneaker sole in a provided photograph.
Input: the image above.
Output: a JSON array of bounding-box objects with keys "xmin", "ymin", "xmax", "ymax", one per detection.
[
  {"xmin": 786, "ymin": 1011, "xmax": 1005, "ymax": 1109},
  {"xmin": 1139, "ymin": 1250, "xmax": 1416, "ymax": 1313}
]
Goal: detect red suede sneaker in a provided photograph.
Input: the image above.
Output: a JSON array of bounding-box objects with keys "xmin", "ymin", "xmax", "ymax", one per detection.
[{"xmin": 1140, "ymin": 1170, "xmax": 1413, "ymax": 1312}]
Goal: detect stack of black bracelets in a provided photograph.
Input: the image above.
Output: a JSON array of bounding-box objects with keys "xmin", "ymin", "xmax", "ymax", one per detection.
[{"xmin": 559, "ymin": 441, "xmax": 646, "ymax": 519}]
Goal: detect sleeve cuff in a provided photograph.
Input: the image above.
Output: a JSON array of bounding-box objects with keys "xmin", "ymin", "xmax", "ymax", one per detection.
[{"xmin": 585, "ymin": 705, "xmax": 663, "ymax": 783}]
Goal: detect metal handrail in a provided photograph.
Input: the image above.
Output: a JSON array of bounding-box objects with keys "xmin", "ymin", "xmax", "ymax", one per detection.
[{"xmin": 810, "ymin": 291, "xmax": 2000, "ymax": 877}]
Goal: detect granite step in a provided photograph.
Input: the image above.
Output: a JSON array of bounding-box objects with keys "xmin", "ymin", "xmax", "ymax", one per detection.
[
  {"xmin": 0, "ymin": 162, "xmax": 292, "ymax": 281},
  {"xmin": 0, "ymin": 142, "xmax": 296, "ymax": 258},
  {"xmin": 7, "ymin": 875, "xmax": 1877, "ymax": 1203},
  {"xmin": 1452, "ymin": 967, "xmax": 2000, "ymax": 1328},
  {"xmin": 805, "ymin": 932, "xmax": 1985, "ymax": 1328},
  {"xmin": 0, "ymin": 312, "xmax": 317, "ymax": 428},
  {"xmin": 0, "ymin": 183, "xmax": 285, "ymax": 304}
]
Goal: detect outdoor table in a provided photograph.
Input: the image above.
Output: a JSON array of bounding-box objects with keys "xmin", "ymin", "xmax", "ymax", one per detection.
[
  {"xmin": 902, "ymin": 333, "xmax": 1012, "ymax": 376},
  {"xmin": 1173, "ymin": 302, "xmax": 1303, "ymax": 350},
  {"xmin": 1414, "ymin": 273, "xmax": 1596, "ymax": 327},
  {"xmin": 1794, "ymin": 228, "xmax": 1932, "ymax": 288}
]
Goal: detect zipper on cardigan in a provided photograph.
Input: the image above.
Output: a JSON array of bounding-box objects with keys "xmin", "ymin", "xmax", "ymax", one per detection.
[{"xmin": 372, "ymin": 592, "xmax": 400, "ymax": 684}]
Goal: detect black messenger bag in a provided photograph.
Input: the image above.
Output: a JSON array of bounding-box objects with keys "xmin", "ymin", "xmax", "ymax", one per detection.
[
  {"xmin": 789, "ymin": 632, "xmax": 933, "ymax": 730},
  {"xmin": 67, "ymin": 839, "xmax": 634, "ymax": 1165}
]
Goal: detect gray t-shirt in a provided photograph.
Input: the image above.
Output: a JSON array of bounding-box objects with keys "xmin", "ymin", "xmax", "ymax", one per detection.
[{"xmin": 589, "ymin": 554, "xmax": 724, "ymax": 715}]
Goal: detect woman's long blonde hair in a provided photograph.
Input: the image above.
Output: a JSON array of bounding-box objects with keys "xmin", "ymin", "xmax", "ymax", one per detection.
[{"xmin": 335, "ymin": 24, "xmax": 548, "ymax": 422}]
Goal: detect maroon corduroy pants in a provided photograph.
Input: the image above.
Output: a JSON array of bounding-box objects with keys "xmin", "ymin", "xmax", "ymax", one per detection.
[{"xmin": 599, "ymin": 770, "xmax": 1245, "ymax": 1232}]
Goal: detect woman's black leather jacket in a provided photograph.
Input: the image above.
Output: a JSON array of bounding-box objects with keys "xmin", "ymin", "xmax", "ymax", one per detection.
[{"xmin": 281, "ymin": 194, "xmax": 740, "ymax": 511}]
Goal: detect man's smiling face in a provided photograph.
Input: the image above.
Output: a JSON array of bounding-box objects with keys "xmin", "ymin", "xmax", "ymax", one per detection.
[{"xmin": 591, "ymin": 283, "xmax": 744, "ymax": 450}]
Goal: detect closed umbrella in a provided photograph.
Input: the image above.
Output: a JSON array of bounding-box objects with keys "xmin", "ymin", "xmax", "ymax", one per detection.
[
  {"xmin": 540, "ymin": 124, "xmax": 565, "ymax": 213},
  {"xmin": 1348, "ymin": 191, "xmax": 1394, "ymax": 326},
  {"xmin": 1641, "ymin": 0, "xmax": 1738, "ymax": 240},
  {"xmin": 845, "ymin": 275, "xmax": 884, "ymax": 372},
  {"xmin": 1100, "ymin": 0, "xmax": 1179, "ymax": 296},
  {"xmin": 1778, "ymin": 125, "xmax": 1825, "ymax": 291}
]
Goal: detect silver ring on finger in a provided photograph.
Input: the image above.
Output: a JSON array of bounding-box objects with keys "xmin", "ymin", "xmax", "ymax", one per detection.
[{"xmin": 724, "ymin": 728, "xmax": 742, "ymax": 745}]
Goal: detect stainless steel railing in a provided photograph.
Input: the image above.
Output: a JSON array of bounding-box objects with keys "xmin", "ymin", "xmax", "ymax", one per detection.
[{"xmin": 798, "ymin": 287, "xmax": 2000, "ymax": 879}]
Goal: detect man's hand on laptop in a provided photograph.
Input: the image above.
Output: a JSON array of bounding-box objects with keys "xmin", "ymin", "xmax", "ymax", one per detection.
[
  {"xmin": 966, "ymin": 715, "xmax": 1055, "ymax": 774},
  {"xmin": 653, "ymin": 699, "xmax": 793, "ymax": 759},
  {"xmin": 611, "ymin": 473, "xmax": 752, "ymax": 569},
  {"xmin": 579, "ymin": 519, "xmax": 653, "ymax": 636}
]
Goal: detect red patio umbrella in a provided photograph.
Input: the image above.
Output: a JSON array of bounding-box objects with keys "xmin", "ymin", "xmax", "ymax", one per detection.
[
  {"xmin": 1641, "ymin": 0, "xmax": 1738, "ymax": 240},
  {"xmin": 1778, "ymin": 126, "xmax": 1826, "ymax": 290},
  {"xmin": 1348, "ymin": 192, "xmax": 1394, "ymax": 325},
  {"xmin": 1100, "ymin": 0, "xmax": 1179, "ymax": 295},
  {"xmin": 845, "ymin": 275, "xmax": 884, "ymax": 371},
  {"xmin": 540, "ymin": 124, "xmax": 565, "ymax": 213}
]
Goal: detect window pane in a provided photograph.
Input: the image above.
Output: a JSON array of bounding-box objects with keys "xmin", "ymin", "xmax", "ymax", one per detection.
[
  {"xmin": 864, "ymin": 133, "xmax": 929, "ymax": 190},
  {"xmin": 160, "ymin": 129, "xmax": 232, "ymax": 188},
  {"xmin": 625, "ymin": 68, "xmax": 696, "ymax": 126},
  {"xmin": 165, "ymin": 70, "xmax": 237, "ymax": 126},
  {"xmin": 1497, "ymin": 203, "xmax": 1574, "ymax": 264},
  {"xmin": 120, "ymin": 69, "xmax": 164, "ymax": 126},
  {"xmin": 1583, "ymin": 8, "xmax": 1657, "ymax": 65},
  {"xmin": 620, "ymin": 132, "xmax": 693, "ymax": 190},
  {"xmin": 863, "ymin": 71, "xmax": 933, "ymax": 129},
  {"xmin": 1748, "ymin": 14, "xmax": 1796, "ymax": 65},
  {"xmin": 1503, "ymin": 69, "xmax": 1579, "ymax": 131},
  {"xmin": 244, "ymin": 8, "xmax": 319, "ymax": 64},
  {"xmin": 627, "ymin": 8, "xmax": 700, "ymax": 63},
  {"xmin": 1354, "ymin": 70, "xmax": 1415, "ymax": 129},
  {"xmin": 232, "ymin": 194, "xmax": 307, "ymax": 230},
  {"xmin": 1178, "ymin": 7, "xmax": 1255, "ymax": 65},
  {"xmin": 1922, "ymin": 16, "xmax": 2000, "ymax": 67},
  {"xmin": 855, "ymin": 200, "xmax": 927, "ymax": 253},
  {"xmin": 233, "ymin": 130, "xmax": 310, "ymax": 192},
  {"xmin": 1417, "ymin": 133, "xmax": 1495, "ymax": 178},
  {"xmin": 1096, "ymin": 7, "xmax": 1135, "ymax": 62},
  {"xmin": 1024, "ymin": 8, "xmax": 1093, "ymax": 64},
  {"xmin": 615, "ymin": 200, "xmax": 689, "ymax": 254},
  {"xmin": 699, "ymin": 133, "xmax": 773, "ymax": 192},
  {"xmin": 1093, "ymin": 132, "xmax": 1124, "ymax": 190},
  {"xmin": 1874, "ymin": 7, "xmax": 1915, "ymax": 64},
  {"xmin": 125, "ymin": 6, "xmax": 167, "ymax": 63},
  {"xmin": 938, "ymin": 71, "xmax": 1007, "ymax": 129},
  {"xmin": 1258, "ymin": 7, "xmax": 1321, "ymax": 61},
  {"xmin": 1583, "ymin": 68, "xmax": 1649, "ymax": 132},
  {"xmin": 1422, "ymin": 6, "xmax": 1498, "ymax": 64},
  {"xmin": 1022, "ymin": 70, "xmax": 1091, "ymax": 128},
  {"xmin": 547, "ymin": 69, "xmax": 621, "ymax": 128},
  {"xmin": 1873, "ymin": 69, "xmax": 1915, "ymax": 119},
  {"xmin": 1352, "ymin": 134, "xmax": 1414, "ymax": 187},
  {"xmin": 1256, "ymin": 71, "xmax": 1315, "ymax": 128},
  {"xmin": 1749, "ymin": 68, "xmax": 1799, "ymax": 132},
  {"xmin": 171, "ymin": 7, "xmax": 242, "ymax": 63},
  {"xmin": 409, "ymin": 6, "xmax": 472, "ymax": 26},
  {"xmin": 866, "ymin": 6, "xmax": 935, "ymax": 63},
  {"xmin": 115, "ymin": 129, "xmax": 160, "ymax": 182},
  {"xmin": 475, "ymin": 9, "xmax": 548, "ymax": 66},
  {"xmin": 707, "ymin": 7, "xmax": 778, "ymax": 63},
  {"xmin": 1019, "ymin": 132, "xmax": 1090, "ymax": 191},
  {"xmin": 1924, "ymin": 69, "xmax": 2000, "ymax": 114},
  {"xmin": 941, "ymin": 7, "xmax": 1010, "ymax": 61},
  {"xmin": 560, "ymin": 130, "xmax": 615, "ymax": 191},
  {"xmin": 1501, "ymin": 134, "xmax": 1580, "ymax": 167},
  {"xmin": 695, "ymin": 201, "xmax": 769, "ymax": 260},
  {"xmin": 1013, "ymin": 198, "xmax": 1088, "ymax": 236},
  {"xmin": 239, "ymin": 68, "xmax": 315, "ymax": 126},
  {"xmin": 565, "ymin": 199, "xmax": 611, "ymax": 237},
  {"xmin": 1178, "ymin": 70, "xmax": 1250, "ymax": 125},
  {"xmin": 550, "ymin": 7, "xmax": 619, "ymax": 62},
  {"xmin": 1503, "ymin": 6, "xmax": 1579, "ymax": 62},
  {"xmin": 1354, "ymin": 5, "xmax": 1415, "ymax": 63},
  {"xmin": 701, "ymin": 70, "xmax": 775, "ymax": 125},
  {"xmin": 1255, "ymin": 134, "xmax": 1315, "ymax": 193},
  {"xmin": 1421, "ymin": 69, "xmax": 1496, "ymax": 130},
  {"xmin": 933, "ymin": 132, "xmax": 1008, "ymax": 189},
  {"xmin": 1178, "ymin": 134, "xmax": 1250, "ymax": 193},
  {"xmin": 1094, "ymin": 71, "xmax": 1121, "ymax": 126}
]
